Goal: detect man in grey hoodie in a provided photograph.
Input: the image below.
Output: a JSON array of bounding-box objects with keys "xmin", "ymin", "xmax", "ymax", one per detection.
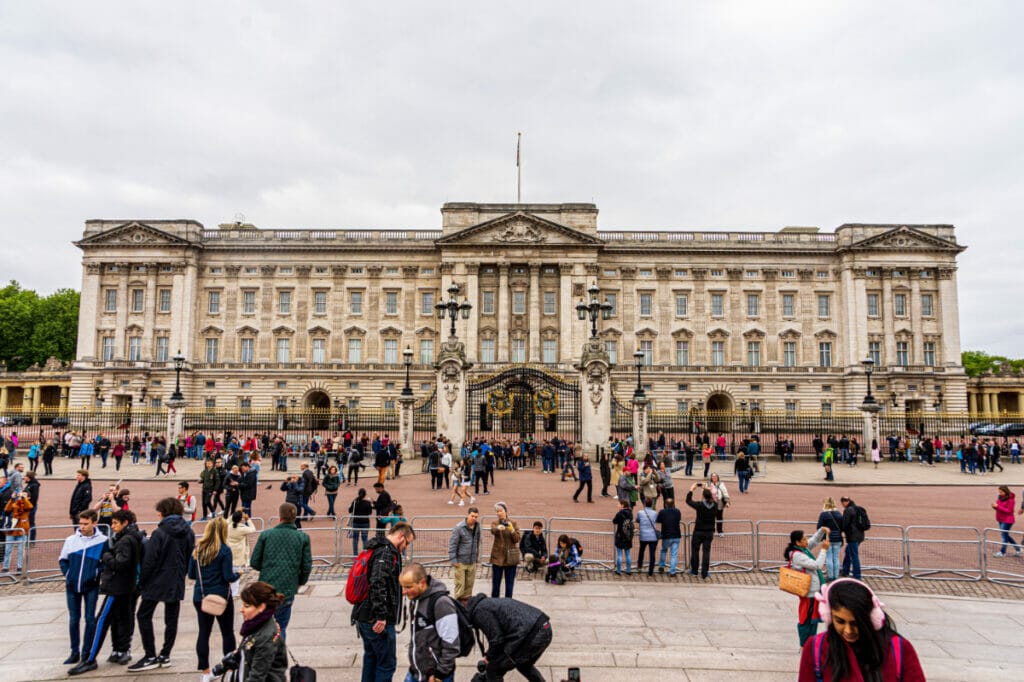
[
  {"xmin": 400, "ymin": 563, "xmax": 460, "ymax": 682},
  {"xmin": 447, "ymin": 507, "xmax": 481, "ymax": 603}
]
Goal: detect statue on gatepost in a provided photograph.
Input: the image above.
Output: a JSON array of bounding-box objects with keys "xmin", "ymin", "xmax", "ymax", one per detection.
[
  {"xmin": 435, "ymin": 336, "xmax": 472, "ymax": 456},
  {"xmin": 577, "ymin": 338, "xmax": 612, "ymax": 456}
]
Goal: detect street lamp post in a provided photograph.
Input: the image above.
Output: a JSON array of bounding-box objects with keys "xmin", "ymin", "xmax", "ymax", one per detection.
[
  {"xmin": 435, "ymin": 283, "xmax": 472, "ymax": 339},
  {"xmin": 402, "ymin": 346, "xmax": 414, "ymax": 397},
  {"xmin": 633, "ymin": 349, "xmax": 645, "ymax": 399},
  {"xmin": 860, "ymin": 356, "xmax": 876, "ymax": 405},
  {"xmin": 171, "ymin": 351, "xmax": 186, "ymax": 402},
  {"xmin": 575, "ymin": 282, "xmax": 614, "ymax": 339}
]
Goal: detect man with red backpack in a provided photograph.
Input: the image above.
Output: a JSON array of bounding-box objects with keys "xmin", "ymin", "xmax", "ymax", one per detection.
[{"xmin": 350, "ymin": 522, "xmax": 415, "ymax": 682}]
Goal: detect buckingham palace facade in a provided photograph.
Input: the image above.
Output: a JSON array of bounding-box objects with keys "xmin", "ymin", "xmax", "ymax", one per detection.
[{"xmin": 70, "ymin": 201, "xmax": 968, "ymax": 421}]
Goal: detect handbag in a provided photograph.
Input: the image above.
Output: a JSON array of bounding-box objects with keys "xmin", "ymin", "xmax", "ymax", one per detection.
[
  {"xmin": 645, "ymin": 508, "xmax": 662, "ymax": 540},
  {"xmin": 287, "ymin": 644, "xmax": 316, "ymax": 682},
  {"xmin": 778, "ymin": 562, "xmax": 812, "ymax": 597},
  {"xmin": 196, "ymin": 559, "xmax": 228, "ymax": 616}
]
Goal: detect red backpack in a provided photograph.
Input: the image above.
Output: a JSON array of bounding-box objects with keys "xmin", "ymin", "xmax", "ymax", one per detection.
[{"xmin": 345, "ymin": 546, "xmax": 397, "ymax": 605}]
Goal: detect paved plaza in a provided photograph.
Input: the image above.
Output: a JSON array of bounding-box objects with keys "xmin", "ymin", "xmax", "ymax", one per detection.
[{"xmin": 3, "ymin": 455, "xmax": 1024, "ymax": 680}]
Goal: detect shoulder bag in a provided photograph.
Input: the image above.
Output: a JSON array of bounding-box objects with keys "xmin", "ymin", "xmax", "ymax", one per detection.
[
  {"xmin": 196, "ymin": 558, "xmax": 228, "ymax": 616},
  {"xmin": 778, "ymin": 559, "xmax": 812, "ymax": 597}
]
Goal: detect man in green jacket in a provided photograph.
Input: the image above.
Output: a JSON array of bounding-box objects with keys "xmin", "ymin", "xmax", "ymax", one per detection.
[{"xmin": 250, "ymin": 502, "xmax": 312, "ymax": 640}]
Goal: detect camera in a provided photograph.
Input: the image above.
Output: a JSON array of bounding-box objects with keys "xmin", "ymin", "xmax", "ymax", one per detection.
[
  {"xmin": 477, "ymin": 659, "xmax": 487, "ymax": 673},
  {"xmin": 211, "ymin": 650, "xmax": 241, "ymax": 676}
]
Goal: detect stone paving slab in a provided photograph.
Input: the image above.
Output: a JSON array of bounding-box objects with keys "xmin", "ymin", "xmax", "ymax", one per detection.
[{"xmin": 2, "ymin": 578, "xmax": 1023, "ymax": 682}]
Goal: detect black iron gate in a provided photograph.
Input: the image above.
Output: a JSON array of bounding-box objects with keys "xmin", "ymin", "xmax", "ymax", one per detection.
[{"xmin": 465, "ymin": 367, "xmax": 581, "ymax": 444}]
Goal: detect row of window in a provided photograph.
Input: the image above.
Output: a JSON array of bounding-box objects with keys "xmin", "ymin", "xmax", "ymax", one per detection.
[
  {"xmin": 866, "ymin": 292, "xmax": 934, "ymax": 317},
  {"xmin": 607, "ymin": 339, "xmax": 937, "ymax": 368}
]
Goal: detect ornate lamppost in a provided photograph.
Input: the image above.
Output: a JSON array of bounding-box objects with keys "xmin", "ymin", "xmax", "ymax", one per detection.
[
  {"xmin": 860, "ymin": 355, "xmax": 882, "ymax": 453},
  {"xmin": 171, "ymin": 351, "xmax": 186, "ymax": 402},
  {"xmin": 402, "ymin": 346, "xmax": 414, "ymax": 397},
  {"xmin": 435, "ymin": 283, "xmax": 472, "ymax": 339},
  {"xmin": 576, "ymin": 282, "xmax": 613, "ymax": 339},
  {"xmin": 633, "ymin": 349, "xmax": 645, "ymax": 399}
]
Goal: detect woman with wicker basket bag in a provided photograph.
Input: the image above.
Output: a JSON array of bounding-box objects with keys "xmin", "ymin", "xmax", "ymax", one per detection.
[{"xmin": 784, "ymin": 528, "xmax": 829, "ymax": 647}]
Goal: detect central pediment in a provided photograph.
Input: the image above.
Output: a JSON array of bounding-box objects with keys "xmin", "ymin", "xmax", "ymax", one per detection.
[{"xmin": 435, "ymin": 211, "xmax": 604, "ymax": 247}]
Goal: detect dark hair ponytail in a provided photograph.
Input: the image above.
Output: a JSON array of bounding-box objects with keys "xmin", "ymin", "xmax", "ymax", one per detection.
[
  {"xmin": 783, "ymin": 530, "xmax": 803, "ymax": 561},
  {"xmin": 240, "ymin": 581, "xmax": 285, "ymax": 609}
]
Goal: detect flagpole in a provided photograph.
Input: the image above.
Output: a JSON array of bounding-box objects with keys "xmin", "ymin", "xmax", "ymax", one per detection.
[{"xmin": 516, "ymin": 131, "xmax": 522, "ymax": 204}]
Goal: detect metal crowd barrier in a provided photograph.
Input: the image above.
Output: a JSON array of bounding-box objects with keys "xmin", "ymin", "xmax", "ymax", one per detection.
[
  {"xmin": 905, "ymin": 525, "xmax": 982, "ymax": 581},
  {"xmin": 689, "ymin": 519, "xmax": 755, "ymax": 573},
  {"xmin": 859, "ymin": 524, "xmax": 905, "ymax": 579},
  {"xmin": 547, "ymin": 517, "xmax": 617, "ymax": 569},
  {"xmin": 408, "ymin": 515, "xmax": 467, "ymax": 567},
  {"xmin": 983, "ymin": 527, "xmax": 1024, "ymax": 586}
]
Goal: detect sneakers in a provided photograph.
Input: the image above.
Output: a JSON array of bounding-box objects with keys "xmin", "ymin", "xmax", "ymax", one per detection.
[
  {"xmin": 470, "ymin": 497, "xmax": 476, "ymax": 504},
  {"xmin": 113, "ymin": 652, "xmax": 132, "ymax": 665},
  {"xmin": 156, "ymin": 655, "xmax": 172, "ymax": 667},
  {"xmin": 68, "ymin": 660, "xmax": 98, "ymax": 676},
  {"xmin": 994, "ymin": 551, "xmax": 1006, "ymax": 558},
  {"xmin": 107, "ymin": 651, "xmax": 122, "ymax": 663},
  {"xmin": 458, "ymin": 500, "xmax": 465, "ymax": 506},
  {"xmin": 447, "ymin": 500, "xmax": 454, "ymax": 505},
  {"xmin": 201, "ymin": 673, "xmax": 216, "ymax": 682},
  {"xmin": 128, "ymin": 657, "xmax": 160, "ymax": 671}
]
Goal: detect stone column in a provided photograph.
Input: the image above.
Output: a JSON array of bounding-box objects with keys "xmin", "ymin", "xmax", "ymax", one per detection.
[
  {"xmin": 497, "ymin": 265, "xmax": 510, "ymax": 362},
  {"xmin": 60, "ymin": 386, "xmax": 69, "ymax": 410},
  {"xmin": 528, "ymin": 262, "xmax": 540, "ymax": 362},
  {"xmin": 0, "ymin": 386, "xmax": 8, "ymax": 410},
  {"xmin": 632, "ymin": 395, "xmax": 649, "ymax": 459},
  {"xmin": 968, "ymin": 391, "xmax": 978, "ymax": 416},
  {"xmin": 399, "ymin": 395, "xmax": 416, "ymax": 462},
  {"xmin": 910, "ymin": 274, "xmax": 923, "ymax": 365},
  {"xmin": 860, "ymin": 403, "xmax": 881, "ymax": 455},
  {"xmin": 77, "ymin": 263, "xmax": 103, "ymax": 361},
  {"xmin": 578, "ymin": 339, "xmax": 611, "ymax": 455},
  {"xmin": 143, "ymin": 266, "xmax": 158, "ymax": 360},
  {"xmin": 881, "ymin": 270, "xmax": 895, "ymax": 366},
  {"xmin": 115, "ymin": 265, "xmax": 129, "ymax": 358},
  {"xmin": 559, "ymin": 264, "xmax": 574, "ymax": 363},
  {"xmin": 435, "ymin": 338, "xmax": 472, "ymax": 454},
  {"xmin": 1018, "ymin": 392, "xmax": 1024, "ymax": 415},
  {"xmin": 466, "ymin": 262, "xmax": 480, "ymax": 363}
]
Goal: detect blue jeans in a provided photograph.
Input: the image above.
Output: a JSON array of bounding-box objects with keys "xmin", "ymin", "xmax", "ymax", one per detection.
[
  {"xmin": 66, "ymin": 588, "xmax": 99, "ymax": 656},
  {"xmin": 615, "ymin": 547, "xmax": 632, "ymax": 574},
  {"xmin": 491, "ymin": 565, "xmax": 516, "ymax": 598},
  {"xmin": 999, "ymin": 522, "xmax": 1020, "ymax": 554},
  {"xmin": 658, "ymin": 538, "xmax": 680, "ymax": 575},
  {"xmin": 357, "ymin": 620, "xmax": 396, "ymax": 682},
  {"xmin": 841, "ymin": 541, "xmax": 861, "ymax": 579},
  {"xmin": 2, "ymin": 534, "xmax": 24, "ymax": 571},
  {"xmin": 738, "ymin": 470, "xmax": 751, "ymax": 493},
  {"xmin": 352, "ymin": 529, "xmax": 369, "ymax": 558},
  {"xmin": 274, "ymin": 596, "xmax": 294, "ymax": 641},
  {"xmin": 825, "ymin": 543, "xmax": 841, "ymax": 581}
]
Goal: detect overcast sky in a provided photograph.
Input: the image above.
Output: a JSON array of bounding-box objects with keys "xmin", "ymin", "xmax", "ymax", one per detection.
[{"xmin": 1, "ymin": 2, "xmax": 1021, "ymax": 355}]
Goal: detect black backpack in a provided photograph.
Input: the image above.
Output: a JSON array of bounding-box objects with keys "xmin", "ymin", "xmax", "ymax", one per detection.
[
  {"xmin": 423, "ymin": 593, "xmax": 481, "ymax": 658},
  {"xmin": 616, "ymin": 516, "xmax": 635, "ymax": 544},
  {"xmin": 855, "ymin": 505, "xmax": 871, "ymax": 531}
]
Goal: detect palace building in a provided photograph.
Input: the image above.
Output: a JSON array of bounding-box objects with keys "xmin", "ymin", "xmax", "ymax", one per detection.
[{"xmin": 70, "ymin": 201, "xmax": 968, "ymax": 431}]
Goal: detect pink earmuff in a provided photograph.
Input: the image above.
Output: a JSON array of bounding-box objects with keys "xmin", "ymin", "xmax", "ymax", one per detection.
[{"xmin": 815, "ymin": 578, "xmax": 886, "ymax": 630}]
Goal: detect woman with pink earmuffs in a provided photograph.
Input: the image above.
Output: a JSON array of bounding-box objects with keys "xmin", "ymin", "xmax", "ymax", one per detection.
[{"xmin": 798, "ymin": 578, "xmax": 925, "ymax": 681}]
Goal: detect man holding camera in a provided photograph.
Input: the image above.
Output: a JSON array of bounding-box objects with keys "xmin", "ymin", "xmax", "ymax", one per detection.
[{"xmin": 685, "ymin": 482, "xmax": 718, "ymax": 580}]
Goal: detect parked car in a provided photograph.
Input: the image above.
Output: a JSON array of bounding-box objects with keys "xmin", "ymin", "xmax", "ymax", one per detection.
[
  {"xmin": 996, "ymin": 423, "xmax": 1024, "ymax": 437},
  {"xmin": 969, "ymin": 422, "xmax": 999, "ymax": 436},
  {"xmin": 0, "ymin": 416, "xmax": 32, "ymax": 426},
  {"xmin": 51, "ymin": 417, "xmax": 69, "ymax": 428}
]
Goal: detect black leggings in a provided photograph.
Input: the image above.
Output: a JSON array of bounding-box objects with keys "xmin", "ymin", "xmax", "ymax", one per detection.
[{"xmin": 193, "ymin": 599, "xmax": 236, "ymax": 670}]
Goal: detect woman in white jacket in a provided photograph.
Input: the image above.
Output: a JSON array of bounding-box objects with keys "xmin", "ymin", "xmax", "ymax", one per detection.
[{"xmin": 784, "ymin": 527, "xmax": 829, "ymax": 647}]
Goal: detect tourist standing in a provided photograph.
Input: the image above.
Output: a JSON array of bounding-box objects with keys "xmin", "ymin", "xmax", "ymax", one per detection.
[
  {"xmin": 238, "ymin": 582, "xmax": 289, "ymax": 681},
  {"xmin": 686, "ymin": 482, "xmax": 717, "ymax": 579},
  {"xmin": 59, "ymin": 510, "xmax": 107, "ymax": 666},
  {"xmin": 447, "ymin": 507, "xmax": 481, "ymax": 603},
  {"xmin": 129, "ymin": 497, "xmax": 194, "ymax": 672},
  {"xmin": 816, "ymin": 498, "xmax": 844, "ymax": 582},
  {"xmin": 784, "ymin": 528, "xmax": 829, "ymax": 647},
  {"xmin": 489, "ymin": 502, "xmax": 521, "ymax": 598},
  {"xmin": 993, "ymin": 485, "xmax": 1022, "ymax": 557},
  {"xmin": 612, "ymin": 499, "xmax": 633, "ymax": 575},
  {"xmin": 839, "ymin": 496, "xmax": 866, "ymax": 580},
  {"xmin": 249, "ymin": 503, "xmax": 312, "ymax": 641},
  {"xmin": 573, "ymin": 454, "xmax": 594, "ymax": 503},
  {"xmin": 68, "ymin": 469, "xmax": 93, "ymax": 524},
  {"xmin": 187, "ymin": 517, "xmax": 238, "ymax": 681}
]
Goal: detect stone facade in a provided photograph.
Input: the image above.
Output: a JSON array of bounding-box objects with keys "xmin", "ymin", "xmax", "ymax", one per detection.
[{"xmin": 70, "ymin": 203, "xmax": 968, "ymax": 418}]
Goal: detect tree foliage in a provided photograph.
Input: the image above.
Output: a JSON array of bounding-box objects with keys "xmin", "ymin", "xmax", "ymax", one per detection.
[
  {"xmin": 0, "ymin": 282, "xmax": 79, "ymax": 371},
  {"xmin": 962, "ymin": 350, "xmax": 1024, "ymax": 377}
]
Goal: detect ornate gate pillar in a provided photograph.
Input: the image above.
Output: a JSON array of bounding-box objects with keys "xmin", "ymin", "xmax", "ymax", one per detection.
[
  {"xmin": 436, "ymin": 338, "xmax": 472, "ymax": 455},
  {"xmin": 578, "ymin": 338, "xmax": 611, "ymax": 455},
  {"xmin": 632, "ymin": 396, "xmax": 649, "ymax": 459},
  {"xmin": 399, "ymin": 395, "xmax": 416, "ymax": 461},
  {"xmin": 166, "ymin": 397, "xmax": 186, "ymax": 441}
]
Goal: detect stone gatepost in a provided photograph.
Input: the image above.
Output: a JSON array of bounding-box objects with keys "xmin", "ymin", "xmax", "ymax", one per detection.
[
  {"xmin": 860, "ymin": 401, "xmax": 882, "ymax": 452},
  {"xmin": 435, "ymin": 337, "xmax": 472, "ymax": 455},
  {"xmin": 577, "ymin": 338, "xmax": 611, "ymax": 455},
  {"xmin": 166, "ymin": 398, "xmax": 186, "ymax": 442},
  {"xmin": 399, "ymin": 395, "xmax": 416, "ymax": 461},
  {"xmin": 633, "ymin": 396, "xmax": 649, "ymax": 459}
]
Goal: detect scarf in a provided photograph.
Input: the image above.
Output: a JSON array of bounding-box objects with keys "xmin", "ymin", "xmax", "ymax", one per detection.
[
  {"xmin": 239, "ymin": 606, "xmax": 277, "ymax": 637},
  {"xmin": 798, "ymin": 547, "xmax": 825, "ymax": 587}
]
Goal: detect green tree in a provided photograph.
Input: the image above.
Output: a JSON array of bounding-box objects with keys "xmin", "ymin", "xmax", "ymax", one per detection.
[
  {"xmin": 961, "ymin": 350, "xmax": 1024, "ymax": 377},
  {"xmin": 0, "ymin": 281, "xmax": 79, "ymax": 370}
]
